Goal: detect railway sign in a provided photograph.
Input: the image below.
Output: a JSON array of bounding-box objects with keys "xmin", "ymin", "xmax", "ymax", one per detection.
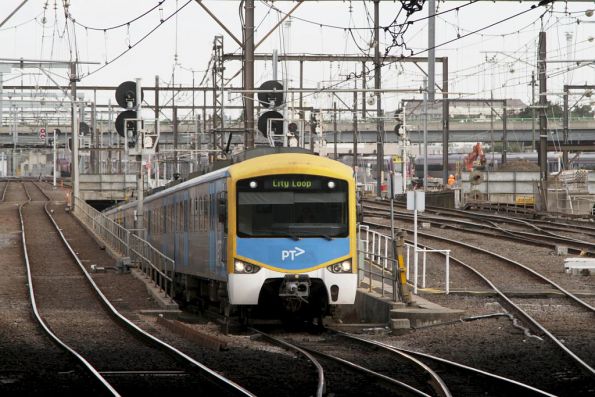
[
  {"xmin": 407, "ymin": 191, "xmax": 425, "ymax": 212},
  {"xmin": 39, "ymin": 127, "xmax": 46, "ymax": 140}
]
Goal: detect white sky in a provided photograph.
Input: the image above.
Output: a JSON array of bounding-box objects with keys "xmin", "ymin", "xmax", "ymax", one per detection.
[{"xmin": 2, "ymin": 0, "xmax": 595, "ymax": 119}]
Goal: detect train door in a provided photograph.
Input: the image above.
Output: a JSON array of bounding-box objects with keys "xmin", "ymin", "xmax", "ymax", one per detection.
[
  {"xmin": 208, "ymin": 184, "xmax": 217, "ymax": 276},
  {"xmin": 216, "ymin": 190, "xmax": 227, "ymax": 278},
  {"xmin": 182, "ymin": 192, "xmax": 190, "ymax": 267}
]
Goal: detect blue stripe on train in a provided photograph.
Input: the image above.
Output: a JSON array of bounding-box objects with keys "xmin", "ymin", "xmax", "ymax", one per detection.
[{"xmin": 236, "ymin": 237, "xmax": 350, "ymax": 270}]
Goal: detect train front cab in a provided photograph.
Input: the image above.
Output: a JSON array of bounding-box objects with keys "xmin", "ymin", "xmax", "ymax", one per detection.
[{"xmin": 225, "ymin": 154, "xmax": 357, "ymax": 318}]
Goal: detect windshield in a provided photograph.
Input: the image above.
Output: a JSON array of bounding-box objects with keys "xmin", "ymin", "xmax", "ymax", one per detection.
[{"xmin": 237, "ymin": 175, "xmax": 349, "ymax": 238}]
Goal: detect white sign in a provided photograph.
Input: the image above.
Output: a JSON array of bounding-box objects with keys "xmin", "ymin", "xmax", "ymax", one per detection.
[
  {"xmin": 407, "ymin": 191, "xmax": 425, "ymax": 212},
  {"xmin": 281, "ymin": 246, "xmax": 305, "ymax": 261},
  {"xmin": 39, "ymin": 127, "xmax": 46, "ymax": 140}
]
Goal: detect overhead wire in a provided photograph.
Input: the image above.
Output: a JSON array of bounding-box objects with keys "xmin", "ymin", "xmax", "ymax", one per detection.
[
  {"xmin": 297, "ymin": 1, "xmax": 553, "ymax": 105},
  {"xmin": 79, "ymin": 0, "xmax": 193, "ymax": 80},
  {"xmin": 67, "ymin": 0, "xmax": 168, "ymax": 32}
]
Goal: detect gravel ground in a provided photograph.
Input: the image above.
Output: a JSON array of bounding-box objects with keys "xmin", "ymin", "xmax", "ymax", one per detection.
[
  {"xmin": 0, "ymin": 183, "xmax": 105, "ymax": 396},
  {"xmin": 46, "ymin": 194, "xmax": 320, "ymax": 397},
  {"xmin": 19, "ymin": 186, "xmax": 592, "ymax": 397},
  {"xmin": 372, "ymin": 216, "xmax": 595, "ymax": 295},
  {"xmin": 370, "ymin": 295, "xmax": 595, "ymax": 397},
  {"xmin": 364, "ymin": 215, "xmax": 595, "ymax": 396}
]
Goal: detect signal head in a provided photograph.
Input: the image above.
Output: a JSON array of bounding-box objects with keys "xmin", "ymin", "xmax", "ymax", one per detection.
[
  {"xmin": 115, "ymin": 110, "xmax": 137, "ymax": 138},
  {"xmin": 257, "ymin": 80, "xmax": 284, "ymax": 108},
  {"xmin": 115, "ymin": 81, "xmax": 144, "ymax": 109}
]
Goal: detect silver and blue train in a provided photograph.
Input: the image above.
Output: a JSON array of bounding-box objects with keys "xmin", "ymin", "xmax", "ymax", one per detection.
[{"xmin": 105, "ymin": 148, "xmax": 358, "ymax": 320}]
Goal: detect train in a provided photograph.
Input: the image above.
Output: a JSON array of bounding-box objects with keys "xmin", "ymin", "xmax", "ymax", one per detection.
[{"xmin": 105, "ymin": 148, "xmax": 357, "ymax": 324}]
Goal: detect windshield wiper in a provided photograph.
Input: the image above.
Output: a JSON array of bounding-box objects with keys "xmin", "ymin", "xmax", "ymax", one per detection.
[
  {"xmin": 292, "ymin": 230, "xmax": 334, "ymax": 241},
  {"xmin": 274, "ymin": 232, "xmax": 300, "ymax": 241}
]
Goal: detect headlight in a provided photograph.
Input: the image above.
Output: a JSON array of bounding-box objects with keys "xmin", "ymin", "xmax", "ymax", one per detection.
[
  {"xmin": 234, "ymin": 259, "xmax": 261, "ymax": 274},
  {"xmin": 327, "ymin": 259, "xmax": 352, "ymax": 274}
]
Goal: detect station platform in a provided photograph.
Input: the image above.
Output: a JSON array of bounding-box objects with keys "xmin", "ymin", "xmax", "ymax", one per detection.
[{"xmin": 339, "ymin": 288, "xmax": 464, "ymax": 332}]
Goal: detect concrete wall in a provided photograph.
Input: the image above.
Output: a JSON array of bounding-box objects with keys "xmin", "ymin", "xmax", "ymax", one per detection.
[{"xmin": 79, "ymin": 174, "xmax": 137, "ymax": 201}]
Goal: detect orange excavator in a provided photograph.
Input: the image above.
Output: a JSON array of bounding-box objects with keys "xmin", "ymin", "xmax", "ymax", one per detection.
[{"xmin": 463, "ymin": 143, "xmax": 486, "ymax": 172}]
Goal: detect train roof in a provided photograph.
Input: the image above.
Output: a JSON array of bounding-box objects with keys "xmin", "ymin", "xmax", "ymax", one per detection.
[
  {"xmin": 104, "ymin": 149, "xmax": 353, "ymax": 214},
  {"xmin": 228, "ymin": 151, "xmax": 354, "ymax": 181}
]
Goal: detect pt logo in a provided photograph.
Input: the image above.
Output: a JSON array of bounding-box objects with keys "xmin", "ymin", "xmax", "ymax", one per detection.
[{"xmin": 281, "ymin": 247, "xmax": 305, "ymax": 261}]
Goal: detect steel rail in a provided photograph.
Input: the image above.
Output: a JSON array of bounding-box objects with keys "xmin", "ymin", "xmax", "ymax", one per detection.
[
  {"xmin": 44, "ymin": 202, "xmax": 256, "ymax": 396},
  {"xmin": 367, "ymin": 220, "xmax": 595, "ymax": 312},
  {"xmin": 249, "ymin": 328, "xmax": 325, "ymax": 397},
  {"xmin": 31, "ymin": 181, "xmax": 53, "ymax": 201},
  {"xmin": 365, "ymin": 220, "xmax": 595, "ymax": 377},
  {"xmin": 332, "ymin": 332, "xmax": 451, "ymax": 397},
  {"xmin": 363, "ymin": 199, "xmax": 595, "ymax": 235},
  {"xmin": 21, "ymin": 181, "xmax": 32, "ymax": 201},
  {"xmin": 1, "ymin": 180, "xmax": 8, "ymax": 201},
  {"xmin": 364, "ymin": 203, "xmax": 595, "ymax": 252},
  {"xmin": 18, "ymin": 202, "xmax": 120, "ymax": 396},
  {"xmin": 335, "ymin": 331, "xmax": 558, "ymax": 397},
  {"xmin": 297, "ymin": 343, "xmax": 432, "ymax": 397}
]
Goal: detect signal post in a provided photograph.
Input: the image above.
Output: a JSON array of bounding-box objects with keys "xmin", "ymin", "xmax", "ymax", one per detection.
[{"xmin": 114, "ymin": 79, "xmax": 160, "ymax": 235}]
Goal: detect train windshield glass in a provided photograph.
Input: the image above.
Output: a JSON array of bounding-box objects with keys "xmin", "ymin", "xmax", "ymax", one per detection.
[{"xmin": 236, "ymin": 175, "xmax": 349, "ymax": 238}]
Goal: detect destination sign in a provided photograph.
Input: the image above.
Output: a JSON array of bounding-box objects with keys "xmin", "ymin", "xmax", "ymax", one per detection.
[
  {"xmin": 237, "ymin": 174, "xmax": 346, "ymax": 192},
  {"xmin": 265, "ymin": 178, "xmax": 321, "ymax": 190}
]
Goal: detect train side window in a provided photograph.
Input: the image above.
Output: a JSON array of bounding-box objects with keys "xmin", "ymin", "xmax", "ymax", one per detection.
[
  {"xmin": 166, "ymin": 204, "xmax": 174, "ymax": 233},
  {"xmin": 192, "ymin": 197, "xmax": 198, "ymax": 232},
  {"xmin": 184, "ymin": 199, "xmax": 189, "ymax": 230},
  {"xmin": 203, "ymin": 194, "xmax": 211, "ymax": 231},
  {"xmin": 199, "ymin": 196, "xmax": 203, "ymax": 231},
  {"xmin": 163, "ymin": 206, "xmax": 167, "ymax": 233},
  {"xmin": 202, "ymin": 196, "xmax": 207, "ymax": 231}
]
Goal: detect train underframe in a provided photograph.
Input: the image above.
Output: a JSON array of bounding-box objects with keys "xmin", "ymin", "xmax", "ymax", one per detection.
[{"xmin": 174, "ymin": 273, "xmax": 332, "ymax": 327}]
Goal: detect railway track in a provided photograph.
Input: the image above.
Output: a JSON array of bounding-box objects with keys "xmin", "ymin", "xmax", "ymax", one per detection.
[
  {"xmin": 364, "ymin": 199, "xmax": 595, "ymax": 238},
  {"xmin": 363, "ymin": 200, "xmax": 595, "ymax": 255},
  {"xmin": 18, "ymin": 185, "xmax": 253, "ymax": 396},
  {"xmin": 250, "ymin": 327, "xmax": 557, "ymax": 396},
  {"xmin": 365, "ymin": 218, "xmax": 595, "ymax": 379},
  {"xmin": 0, "ymin": 180, "xmax": 8, "ymax": 201},
  {"xmin": 250, "ymin": 327, "xmax": 437, "ymax": 397},
  {"xmin": 0, "ymin": 181, "xmax": 100, "ymax": 394}
]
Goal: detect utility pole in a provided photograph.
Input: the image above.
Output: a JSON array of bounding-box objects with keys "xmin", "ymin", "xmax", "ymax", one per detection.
[
  {"xmin": 531, "ymin": 71, "xmax": 536, "ymax": 152},
  {"xmin": 422, "ymin": 79, "xmax": 428, "ymax": 189},
  {"xmin": 563, "ymin": 85, "xmax": 569, "ymax": 167},
  {"xmin": 333, "ymin": 101, "xmax": 338, "ymax": 159},
  {"xmin": 353, "ymin": 84, "xmax": 358, "ymax": 172},
  {"xmin": 173, "ymin": 106, "xmax": 178, "ymax": 174},
  {"xmin": 53, "ymin": 128, "xmax": 57, "ymax": 187},
  {"xmin": 374, "ymin": 0, "xmax": 384, "ymax": 197},
  {"xmin": 70, "ymin": 62, "xmax": 79, "ymax": 208},
  {"xmin": 441, "ymin": 58, "xmax": 449, "ymax": 184},
  {"xmin": 244, "ymin": 0, "xmax": 255, "ymax": 149},
  {"xmin": 135, "ymin": 78, "xmax": 144, "ymax": 234},
  {"xmin": 502, "ymin": 101, "xmax": 508, "ymax": 164},
  {"xmin": 428, "ymin": 0, "xmax": 436, "ymax": 101},
  {"xmin": 538, "ymin": 30, "xmax": 548, "ymax": 182},
  {"xmin": 490, "ymin": 91, "xmax": 494, "ymax": 167}
]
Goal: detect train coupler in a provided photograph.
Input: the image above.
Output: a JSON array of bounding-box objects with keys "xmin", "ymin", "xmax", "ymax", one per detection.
[{"xmin": 279, "ymin": 274, "xmax": 311, "ymax": 303}]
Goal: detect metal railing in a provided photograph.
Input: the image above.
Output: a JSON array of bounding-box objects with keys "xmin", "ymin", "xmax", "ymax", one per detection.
[
  {"xmin": 73, "ymin": 197, "xmax": 175, "ymax": 298},
  {"xmin": 74, "ymin": 197, "xmax": 130, "ymax": 257},
  {"xmin": 128, "ymin": 233, "xmax": 176, "ymax": 297},
  {"xmin": 357, "ymin": 225, "xmax": 399, "ymax": 300},
  {"xmin": 407, "ymin": 246, "xmax": 451, "ymax": 295},
  {"xmin": 359, "ymin": 224, "xmax": 451, "ymax": 298}
]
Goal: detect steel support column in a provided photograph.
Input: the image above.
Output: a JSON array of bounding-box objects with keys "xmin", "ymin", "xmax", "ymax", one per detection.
[{"xmin": 243, "ymin": 0, "xmax": 255, "ymax": 148}]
